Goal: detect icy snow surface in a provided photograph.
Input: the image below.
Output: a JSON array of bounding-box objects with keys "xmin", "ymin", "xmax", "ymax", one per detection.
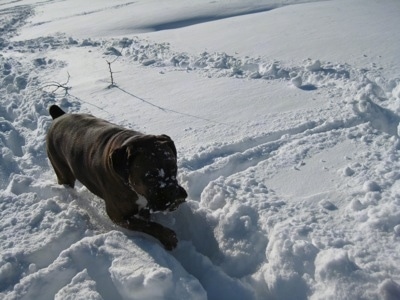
[{"xmin": 1, "ymin": 0, "xmax": 400, "ymax": 299}]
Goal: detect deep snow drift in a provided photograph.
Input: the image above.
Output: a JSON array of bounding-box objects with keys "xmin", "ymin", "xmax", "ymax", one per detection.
[{"xmin": 1, "ymin": 0, "xmax": 400, "ymax": 299}]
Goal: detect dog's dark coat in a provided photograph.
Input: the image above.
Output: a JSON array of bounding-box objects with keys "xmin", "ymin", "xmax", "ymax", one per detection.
[{"xmin": 46, "ymin": 105, "xmax": 187, "ymax": 250}]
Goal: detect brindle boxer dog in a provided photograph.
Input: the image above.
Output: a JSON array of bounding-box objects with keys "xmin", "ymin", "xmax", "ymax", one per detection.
[{"xmin": 46, "ymin": 105, "xmax": 187, "ymax": 250}]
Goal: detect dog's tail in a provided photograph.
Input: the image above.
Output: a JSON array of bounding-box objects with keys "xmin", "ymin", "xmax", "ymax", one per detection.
[{"xmin": 49, "ymin": 105, "xmax": 66, "ymax": 120}]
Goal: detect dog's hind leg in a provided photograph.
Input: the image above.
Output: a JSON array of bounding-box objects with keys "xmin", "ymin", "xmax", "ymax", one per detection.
[
  {"xmin": 47, "ymin": 153, "xmax": 76, "ymax": 188},
  {"xmin": 53, "ymin": 164, "xmax": 76, "ymax": 188}
]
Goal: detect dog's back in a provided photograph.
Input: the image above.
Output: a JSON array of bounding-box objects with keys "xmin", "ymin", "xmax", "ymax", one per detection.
[{"xmin": 46, "ymin": 105, "xmax": 135, "ymax": 192}]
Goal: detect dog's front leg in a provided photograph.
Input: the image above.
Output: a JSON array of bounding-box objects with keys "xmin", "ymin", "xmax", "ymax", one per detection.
[{"xmin": 119, "ymin": 216, "xmax": 178, "ymax": 250}]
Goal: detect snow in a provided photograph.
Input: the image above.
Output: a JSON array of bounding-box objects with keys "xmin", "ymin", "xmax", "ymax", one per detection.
[{"xmin": 1, "ymin": 0, "xmax": 400, "ymax": 299}]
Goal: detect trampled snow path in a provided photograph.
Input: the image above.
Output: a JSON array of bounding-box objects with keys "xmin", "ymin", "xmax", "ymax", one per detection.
[{"xmin": 1, "ymin": 1, "xmax": 400, "ymax": 300}]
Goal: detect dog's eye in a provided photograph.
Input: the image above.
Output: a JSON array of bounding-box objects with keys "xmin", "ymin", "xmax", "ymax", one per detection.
[
  {"xmin": 144, "ymin": 173, "xmax": 158, "ymax": 183},
  {"xmin": 145, "ymin": 178, "xmax": 158, "ymax": 187}
]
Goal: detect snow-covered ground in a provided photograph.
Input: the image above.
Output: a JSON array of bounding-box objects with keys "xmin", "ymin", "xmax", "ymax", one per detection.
[{"xmin": 1, "ymin": 0, "xmax": 400, "ymax": 299}]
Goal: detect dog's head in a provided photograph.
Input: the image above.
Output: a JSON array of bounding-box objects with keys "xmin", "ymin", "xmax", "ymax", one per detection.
[{"xmin": 110, "ymin": 134, "xmax": 187, "ymax": 212}]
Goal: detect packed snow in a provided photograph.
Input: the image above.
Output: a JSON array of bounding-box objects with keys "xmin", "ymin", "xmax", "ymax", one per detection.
[{"xmin": 1, "ymin": 0, "xmax": 400, "ymax": 299}]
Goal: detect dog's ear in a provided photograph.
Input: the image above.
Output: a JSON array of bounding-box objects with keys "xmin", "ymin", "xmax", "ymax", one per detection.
[
  {"xmin": 110, "ymin": 146, "xmax": 129, "ymax": 181},
  {"xmin": 159, "ymin": 134, "xmax": 177, "ymax": 157}
]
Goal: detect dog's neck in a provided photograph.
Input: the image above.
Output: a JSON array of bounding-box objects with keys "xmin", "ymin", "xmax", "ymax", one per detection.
[{"xmin": 125, "ymin": 177, "xmax": 151, "ymax": 216}]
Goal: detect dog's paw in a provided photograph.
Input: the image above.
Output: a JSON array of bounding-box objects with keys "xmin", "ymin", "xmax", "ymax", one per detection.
[{"xmin": 159, "ymin": 227, "xmax": 178, "ymax": 251}]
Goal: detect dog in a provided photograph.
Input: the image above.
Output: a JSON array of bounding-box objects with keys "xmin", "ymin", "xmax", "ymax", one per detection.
[{"xmin": 46, "ymin": 105, "xmax": 187, "ymax": 250}]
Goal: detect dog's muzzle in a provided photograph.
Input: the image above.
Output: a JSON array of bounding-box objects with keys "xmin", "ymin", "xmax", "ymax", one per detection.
[
  {"xmin": 151, "ymin": 185, "xmax": 187, "ymax": 212},
  {"xmin": 167, "ymin": 196, "xmax": 186, "ymax": 211}
]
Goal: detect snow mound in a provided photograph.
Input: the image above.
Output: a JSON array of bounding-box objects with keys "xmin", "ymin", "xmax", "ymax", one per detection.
[{"xmin": 7, "ymin": 232, "xmax": 205, "ymax": 300}]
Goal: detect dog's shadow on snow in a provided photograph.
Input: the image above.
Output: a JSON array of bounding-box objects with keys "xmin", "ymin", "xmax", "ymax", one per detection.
[{"xmin": 153, "ymin": 200, "xmax": 222, "ymax": 260}]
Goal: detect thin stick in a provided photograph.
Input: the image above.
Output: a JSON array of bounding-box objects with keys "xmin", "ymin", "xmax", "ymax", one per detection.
[{"xmin": 40, "ymin": 72, "xmax": 71, "ymax": 95}]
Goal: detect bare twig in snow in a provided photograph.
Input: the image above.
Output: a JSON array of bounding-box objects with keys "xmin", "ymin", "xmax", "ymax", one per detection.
[
  {"xmin": 105, "ymin": 39, "xmax": 130, "ymax": 88},
  {"xmin": 40, "ymin": 72, "xmax": 72, "ymax": 95}
]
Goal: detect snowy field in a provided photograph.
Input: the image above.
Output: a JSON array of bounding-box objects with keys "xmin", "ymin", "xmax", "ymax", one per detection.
[{"xmin": 1, "ymin": 0, "xmax": 400, "ymax": 299}]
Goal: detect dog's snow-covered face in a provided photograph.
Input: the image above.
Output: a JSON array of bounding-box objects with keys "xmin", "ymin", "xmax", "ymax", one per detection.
[{"xmin": 111, "ymin": 135, "xmax": 187, "ymax": 212}]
